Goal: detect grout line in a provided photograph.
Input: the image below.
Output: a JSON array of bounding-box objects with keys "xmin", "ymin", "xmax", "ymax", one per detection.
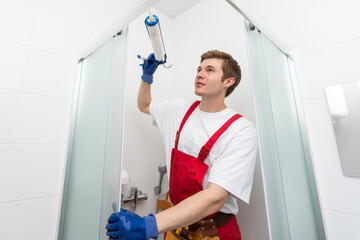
[
  {"xmin": 124, "ymin": 145, "xmax": 164, "ymax": 148},
  {"xmin": 0, "ymin": 89, "xmax": 73, "ymax": 101},
  {"xmin": 0, "ymin": 194, "xmax": 61, "ymax": 204},
  {"xmin": 0, "ymin": 143, "xmax": 67, "ymax": 147},
  {"xmin": 302, "ymin": 97, "xmax": 326, "ymax": 101},
  {"xmin": 0, "ymin": 37, "xmax": 30, "ymax": 48},
  {"xmin": 299, "ymin": 36, "xmax": 360, "ymax": 55},
  {"xmin": 29, "ymin": 45, "xmax": 77, "ymax": 60},
  {"xmin": 21, "ymin": 91, "xmax": 73, "ymax": 100},
  {"xmin": 322, "ymin": 207, "xmax": 360, "ymax": 218},
  {"xmin": 311, "ymin": 150, "xmax": 338, "ymax": 153}
]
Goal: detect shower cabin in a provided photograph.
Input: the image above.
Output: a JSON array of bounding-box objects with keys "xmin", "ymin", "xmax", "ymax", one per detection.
[{"xmin": 57, "ymin": 0, "xmax": 325, "ymax": 239}]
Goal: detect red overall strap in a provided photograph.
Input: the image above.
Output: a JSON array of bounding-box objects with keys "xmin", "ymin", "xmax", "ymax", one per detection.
[
  {"xmin": 175, "ymin": 101, "xmax": 201, "ymax": 149},
  {"xmin": 198, "ymin": 114, "xmax": 242, "ymax": 162}
]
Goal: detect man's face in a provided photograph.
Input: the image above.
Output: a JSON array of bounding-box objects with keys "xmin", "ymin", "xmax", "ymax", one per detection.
[{"xmin": 195, "ymin": 58, "xmax": 227, "ymax": 99}]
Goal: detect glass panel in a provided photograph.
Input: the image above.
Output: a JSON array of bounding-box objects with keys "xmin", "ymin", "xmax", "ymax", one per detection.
[
  {"xmin": 98, "ymin": 31, "xmax": 127, "ymax": 236},
  {"xmin": 245, "ymin": 22, "xmax": 290, "ymax": 240},
  {"xmin": 58, "ymin": 30, "xmax": 127, "ymax": 240},
  {"xmin": 261, "ymin": 34, "xmax": 320, "ymax": 240},
  {"xmin": 246, "ymin": 20, "xmax": 325, "ymax": 240}
]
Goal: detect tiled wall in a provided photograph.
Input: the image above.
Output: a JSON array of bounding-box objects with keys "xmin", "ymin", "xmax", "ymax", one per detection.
[{"xmin": 0, "ymin": 2, "xmax": 76, "ymax": 239}]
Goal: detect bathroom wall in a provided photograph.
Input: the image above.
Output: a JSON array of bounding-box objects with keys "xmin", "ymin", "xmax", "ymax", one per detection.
[
  {"xmin": 122, "ymin": 0, "xmax": 269, "ymax": 239},
  {"xmin": 0, "ymin": 1, "xmax": 144, "ymax": 239},
  {"xmin": 239, "ymin": 0, "xmax": 360, "ymax": 238},
  {"xmin": 0, "ymin": 2, "xmax": 76, "ymax": 239}
]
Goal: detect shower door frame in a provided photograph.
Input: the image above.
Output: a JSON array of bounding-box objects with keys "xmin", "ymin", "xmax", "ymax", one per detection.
[
  {"xmin": 57, "ymin": 29, "xmax": 128, "ymax": 240},
  {"xmin": 244, "ymin": 19, "xmax": 326, "ymax": 240}
]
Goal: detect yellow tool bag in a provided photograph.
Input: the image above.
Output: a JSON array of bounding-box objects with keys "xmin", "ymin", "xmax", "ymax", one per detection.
[{"xmin": 158, "ymin": 192, "xmax": 231, "ymax": 240}]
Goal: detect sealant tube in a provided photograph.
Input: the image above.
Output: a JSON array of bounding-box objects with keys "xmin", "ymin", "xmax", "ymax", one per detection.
[{"xmin": 145, "ymin": 14, "xmax": 165, "ymax": 62}]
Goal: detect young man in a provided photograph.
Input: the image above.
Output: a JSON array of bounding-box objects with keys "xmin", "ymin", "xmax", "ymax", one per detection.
[{"xmin": 106, "ymin": 50, "xmax": 257, "ymax": 240}]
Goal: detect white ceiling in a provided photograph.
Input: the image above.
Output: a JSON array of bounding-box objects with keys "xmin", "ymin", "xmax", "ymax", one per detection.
[{"xmin": 154, "ymin": 0, "xmax": 202, "ymax": 18}]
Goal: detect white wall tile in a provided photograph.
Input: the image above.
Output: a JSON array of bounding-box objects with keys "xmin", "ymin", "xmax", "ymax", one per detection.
[
  {"xmin": 303, "ymin": 98, "xmax": 338, "ymax": 151},
  {"xmin": 270, "ymin": 0, "xmax": 360, "ymax": 52},
  {"xmin": 312, "ymin": 151, "xmax": 360, "ymax": 216},
  {"xmin": 122, "ymin": 146, "xmax": 138, "ymax": 185},
  {"xmin": 136, "ymin": 146, "xmax": 166, "ymax": 184},
  {"xmin": 250, "ymin": 154, "xmax": 264, "ymax": 197},
  {"xmin": 22, "ymin": 48, "xmax": 76, "ymax": 98},
  {"xmin": 0, "ymin": 2, "xmax": 36, "ymax": 45},
  {"xmin": 0, "ymin": 145, "xmax": 12, "ymax": 200},
  {"xmin": 123, "ymin": 110, "xmax": 163, "ymax": 146},
  {"xmin": 0, "ymin": 196, "xmax": 60, "ymax": 240},
  {"xmin": 234, "ymin": 106, "xmax": 256, "ymax": 126},
  {"xmin": 0, "ymin": 90, "xmax": 20, "ymax": 143},
  {"xmin": 323, "ymin": 209, "xmax": 360, "ymax": 240},
  {"xmin": 30, "ymin": 7, "xmax": 83, "ymax": 57},
  {"xmin": 123, "ymin": 146, "xmax": 166, "ymax": 184},
  {"xmin": 30, "ymin": 0, "xmax": 140, "ymax": 57},
  {"xmin": 295, "ymin": 38, "xmax": 360, "ymax": 100},
  {"xmin": 13, "ymin": 93, "xmax": 71, "ymax": 144},
  {"xmin": 0, "ymin": 145, "xmax": 66, "ymax": 202},
  {"xmin": 0, "ymin": 39, "xmax": 28, "ymax": 91},
  {"xmin": 237, "ymin": 195, "xmax": 270, "ymax": 240},
  {"xmin": 225, "ymin": 70, "xmax": 254, "ymax": 109}
]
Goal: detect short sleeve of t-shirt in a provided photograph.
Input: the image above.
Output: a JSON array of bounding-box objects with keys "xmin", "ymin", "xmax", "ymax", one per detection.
[{"xmin": 207, "ymin": 122, "xmax": 257, "ymax": 204}]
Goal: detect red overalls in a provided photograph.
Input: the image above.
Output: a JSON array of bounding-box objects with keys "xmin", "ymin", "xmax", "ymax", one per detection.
[{"xmin": 168, "ymin": 101, "xmax": 242, "ymax": 240}]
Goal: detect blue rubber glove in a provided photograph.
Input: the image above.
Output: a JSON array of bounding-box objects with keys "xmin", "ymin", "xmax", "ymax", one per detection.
[
  {"xmin": 141, "ymin": 53, "xmax": 160, "ymax": 84},
  {"xmin": 106, "ymin": 208, "xmax": 158, "ymax": 240}
]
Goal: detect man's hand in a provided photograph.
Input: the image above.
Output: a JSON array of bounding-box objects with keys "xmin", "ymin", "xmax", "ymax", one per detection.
[
  {"xmin": 141, "ymin": 53, "xmax": 160, "ymax": 84},
  {"xmin": 106, "ymin": 209, "xmax": 158, "ymax": 240}
]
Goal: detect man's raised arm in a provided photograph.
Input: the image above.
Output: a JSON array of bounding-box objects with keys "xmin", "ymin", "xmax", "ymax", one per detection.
[{"xmin": 137, "ymin": 53, "xmax": 160, "ymax": 115}]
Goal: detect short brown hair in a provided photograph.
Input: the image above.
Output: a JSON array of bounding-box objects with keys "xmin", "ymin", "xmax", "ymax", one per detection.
[{"xmin": 201, "ymin": 50, "xmax": 241, "ymax": 97}]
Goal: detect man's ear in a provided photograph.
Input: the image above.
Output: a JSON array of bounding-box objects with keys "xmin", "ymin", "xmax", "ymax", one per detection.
[{"xmin": 224, "ymin": 77, "xmax": 235, "ymax": 87}]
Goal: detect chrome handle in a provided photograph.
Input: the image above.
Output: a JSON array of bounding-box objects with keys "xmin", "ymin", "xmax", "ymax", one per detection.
[
  {"xmin": 154, "ymin": 165, "xmax": 167, "ymax": 195},
  {"xmin": 122, "ymin": 187, "xmax": 148, "ymax": 212}
]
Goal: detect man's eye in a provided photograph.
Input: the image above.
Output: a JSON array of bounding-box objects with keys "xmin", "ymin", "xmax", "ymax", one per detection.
[{"xmin": 207, "ymin": 69, "xmax": 214, "ymax": 72}]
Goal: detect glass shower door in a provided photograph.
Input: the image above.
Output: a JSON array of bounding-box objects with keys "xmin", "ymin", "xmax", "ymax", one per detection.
[
  {"xmin": 58, "ymin": 30, "xmax": 127, "ymax": 240},
  {"xmin": 246, "ymin": 21, "xmax": 326, "ymax": 240}
]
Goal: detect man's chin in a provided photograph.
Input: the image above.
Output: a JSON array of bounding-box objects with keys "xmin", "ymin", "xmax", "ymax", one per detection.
[{"xmin": 194, "ymin": 90, "xmax": 203, "ymax": 97}]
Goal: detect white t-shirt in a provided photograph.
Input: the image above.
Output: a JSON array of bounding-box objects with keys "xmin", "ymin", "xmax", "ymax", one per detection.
[{"xmin": 150, "ymin": 99, "xmax": 257, "ymax": 214}]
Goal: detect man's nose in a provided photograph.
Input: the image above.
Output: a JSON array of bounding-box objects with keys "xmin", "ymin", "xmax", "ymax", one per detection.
[{"xmin": 197, "ymin": 70, "xmax": 204, "ymax": 79}]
